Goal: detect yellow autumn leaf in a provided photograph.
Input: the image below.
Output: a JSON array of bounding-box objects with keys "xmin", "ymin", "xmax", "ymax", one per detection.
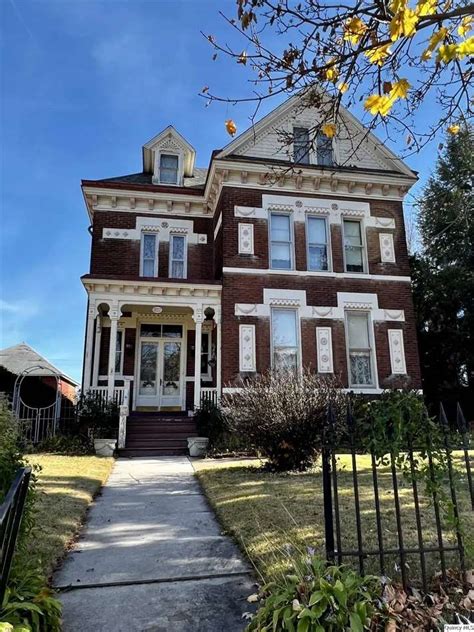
[
  {"xmin": 365, "ymin": 43, "xmax": 392, "ymax": 65},
  {"xmin": 364, "ymin": 94, "xmax": 393, "ymax": 117},
  {"xmin": 337, "ymin": 82, "xmax": 349, "ymax": 93},
  {"xmin": 390, "ymin": 7, "xmax": 419, "ymax": 40},
  {"xmin": 458, "ymin": 16, "xmax": 472, "ymax": 37},
  {"xmin": 416, "ymin": 0, "xmax": 437, "ymax": 16},
  {"xmin": 456, "ymin": 36, "xmax": 474, "ymax": 58},
  {"xmin": 420, "ymin": 26, "xmax": 448, "ymax": 60},
  {"xmin": 390, "ymin": 78, "xmax": 410, "ymax": 99},
  {"xmin": 225, "ymin": 119, "xmax": 237, "ymax": 136},
  {"xmin": 447, "ymin": 124, "xmax": 460, "ymax": 134},
  {"xmin": 437, "ymin": 42, "xmax": 458, "ymax": 62},
  {"xmin": 321, "ymin": 123, "xmax": 337, "ymax": 138},
  {"xmin": 343, "ymin": 17, "xmax": 367, "ymax": 44}
]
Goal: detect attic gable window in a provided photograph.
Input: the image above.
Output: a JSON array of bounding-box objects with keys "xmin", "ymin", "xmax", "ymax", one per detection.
[
  {"xmin": 316, "ymin": 132, "xmax": 334, "ymax": 166},
  {"xmin": 293, "ymin": 127, "xmax": 310, "ymax": 165},
  {"xmin": 159, "ymin": 154, "xmax": 179, "ymax": 185}
]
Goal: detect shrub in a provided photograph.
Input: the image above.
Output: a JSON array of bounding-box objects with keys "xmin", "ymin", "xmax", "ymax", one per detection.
[
  {"xmin": 223, "ymin": 371, "xmax": 347, "ymax": 472},
  {"xmin": 76, "ymin": 393, "xmax": 119, "ymax": 438},
  {"xmin": 31, "ymin": 433, "xmax": 93, "ymax": 455},
  {"xmin": 246, "ymin": 552, "xmax": 383, "ymax": 632},
  {"xmin": 194, "ymin": 400, "xmax": 254, "ymax": 455}
]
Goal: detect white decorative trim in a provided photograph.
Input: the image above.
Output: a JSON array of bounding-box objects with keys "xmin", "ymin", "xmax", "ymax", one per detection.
[
  {"xmin": 379, "ymin": 233, "xmax": 396, "ymax": 263},
  {"xmin": 384, "ymin": 309, "xmax": 405, "ymax": 322},
  {"xmin": 102, "ymin": 217, "xmax": 207, "ymax": 245},
  {"xmin": 214, "ymin": 213, "xmax": 223, "ymax": 238},
  {"xmin": 316, "ymin": 327, "xmax": 333, "ymax": 373},
  {"xmin": 375, "ymin": 217, "xmax": 396, "ymax": 229},
  {"xmin": 239, "ymin": 324, "xmax": 256, "ymax": 372},
  {"xmin": 388, "ymin": 329, "xmax": 407, "ymax": 374},
  {"xmin": 222, "ymin": 267, "xmax": 411, "ymax": 282},
  {"xmin": 337, "ymin": 292, "xmax": 379, "ymax": 310},
  {"xmin": 234, "ymin": 205, "xmax": 267, "ymax": 219},
  {"xmin": 238, "ymin": 223, "xmax": 254, "ymax": 255},
  {"xmin": 263, "ymin": 288, "xmax": 307, "ymax": 307}
]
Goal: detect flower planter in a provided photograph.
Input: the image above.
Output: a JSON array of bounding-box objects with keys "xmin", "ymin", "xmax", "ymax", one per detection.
[
  {"xmin": 94, "ymin": 438, "xmax": 117, "ymax": 457},
  {"xmin": 187, "ymin": 437, "xmax": 209, "ymax": 458}
]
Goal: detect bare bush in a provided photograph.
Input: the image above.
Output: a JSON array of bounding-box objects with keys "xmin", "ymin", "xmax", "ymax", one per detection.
[{"xmin": 223, "ymin": 370, "xmax": 347, "ymax": 472}]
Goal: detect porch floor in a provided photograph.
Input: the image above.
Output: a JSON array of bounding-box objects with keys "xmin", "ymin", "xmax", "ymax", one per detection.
[{"xmin": 119, "ymin": 412, "xmax": 197, "ymax": 457}]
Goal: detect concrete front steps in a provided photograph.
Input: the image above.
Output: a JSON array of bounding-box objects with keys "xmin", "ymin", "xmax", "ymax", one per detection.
[{"xmin": 119, "ymin": 413, "xmax": 197, "ymax": 457}]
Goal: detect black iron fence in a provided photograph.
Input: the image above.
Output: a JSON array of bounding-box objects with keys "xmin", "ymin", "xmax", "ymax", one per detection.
[
  {"xmin": 0, "ymin": 467, "xmax": 32, "ymax": 603},
  {"xmin": 322, "ymin": 403, "xmax": 473, "ymax": 592}
]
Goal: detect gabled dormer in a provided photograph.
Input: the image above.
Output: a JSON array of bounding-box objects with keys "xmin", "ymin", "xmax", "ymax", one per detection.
[{"xmin": 142, "ymin": 126, "xmax": 196, "ymax": 186}]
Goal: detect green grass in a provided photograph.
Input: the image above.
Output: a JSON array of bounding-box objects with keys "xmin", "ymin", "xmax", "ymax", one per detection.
[
  {"xmin": 194, "ymin": 453, "xmax": 473, "ymax": 584},
  {"xmin": 24, "ymin": 454, "xmax": 114, "ymax": 578}
]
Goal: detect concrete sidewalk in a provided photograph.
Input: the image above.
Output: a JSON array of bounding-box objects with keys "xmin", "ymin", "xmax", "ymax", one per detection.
[{"xmin": 54, "ymin": 457, "xmax": 255, "ymax": 631}]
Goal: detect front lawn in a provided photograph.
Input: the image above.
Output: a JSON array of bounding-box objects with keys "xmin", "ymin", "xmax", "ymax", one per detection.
[
  {"xmin": 25, "ymin": 454, "xmax": 114, "ymax": 578},
  {"xmin": 194, "ymin": 454, "xmax": 473, "ymax": 584}
]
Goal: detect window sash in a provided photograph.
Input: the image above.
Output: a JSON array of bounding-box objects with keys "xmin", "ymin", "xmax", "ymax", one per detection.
[
  {"xmin": 141, "ymin": 233, "xmax": 158, "ymax": 277},
  {"xmin": 270, "ymin": 213, "xmax": 293, "ymax": 269},
  {"xmin": 114, "ymin": 330, "xmax": 123, "ymax": 374},
  {"xmin": 307, "ymin": 216, "xmax": 329, "ymax": 271},
  {"xmin": 159, "ymin": 154, "xmax": 179, "ymax": 184},
  {"xmin": 346, "ymin": 312, "xmax": 374, "ymax": 386},
  {"xmin": 293, "ymin": 127, "xmax": 311, "ymax": 165},
  {"xmin": 316, "ymin": 132, "xmax": 333, "ymax": 166},
  {"xmin": 343, "ymin": 220, "xmax": 365, "ymax": 273},
  {"xmin": 200, "ymin": 332, "xmax": 212, "ymax": 380},
  {"xmin": 169, "ymin": 235, "xmax": 186, "ymax": 279},
  {"xmin": 271, "ymin": 308, "xmax": 299, "ymax": 372}
]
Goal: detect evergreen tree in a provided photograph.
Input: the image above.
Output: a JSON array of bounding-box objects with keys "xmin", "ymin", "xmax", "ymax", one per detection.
[{"xmin": 411, "ymin": 127, "xmax": 474, "ymax": 414}]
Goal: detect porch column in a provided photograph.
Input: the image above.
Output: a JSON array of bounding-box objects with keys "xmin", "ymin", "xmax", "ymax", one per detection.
[
  {"xmin": 92, "ymin": 313, "xmax": 102, "ymax": 387},
  {"xmin": 215, "ymin": 306, "xmax": 222, "ymax": 399},
  {"xmin": 193, "ymin": 305, "xmax": 204, "ymax": 410},
  {"xmin": 83, "ymin": 304, "xmax": 97, "ymax": 391},
  {"xmin": 107, "ymin": 304, "xmax": 120, "ymax": 400}
]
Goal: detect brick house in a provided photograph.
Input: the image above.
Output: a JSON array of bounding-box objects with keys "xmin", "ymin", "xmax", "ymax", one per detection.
[{"xmin": 81, "ymin": 94, "xmax": 420, "ymax": 453}]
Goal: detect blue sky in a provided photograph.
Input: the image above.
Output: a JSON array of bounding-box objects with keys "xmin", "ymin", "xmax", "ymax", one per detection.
[{"xmin": 0, "ymin": 0, "xmax": 441, "ymax": 382}]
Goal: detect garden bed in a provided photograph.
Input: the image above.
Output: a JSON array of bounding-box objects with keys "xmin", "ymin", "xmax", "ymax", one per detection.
[
  {"xmin": 24, "ymin": 454, "xmax": 114, "ymax": 578},
  {"xmin": 194, "ymin": 453, "xmax": 474, "ymax": 584}
]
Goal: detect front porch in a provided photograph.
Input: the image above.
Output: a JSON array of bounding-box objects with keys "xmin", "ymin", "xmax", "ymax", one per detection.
[{"xmin": 81, "ymin": 279, "xmax": 222, "ymax": 449}]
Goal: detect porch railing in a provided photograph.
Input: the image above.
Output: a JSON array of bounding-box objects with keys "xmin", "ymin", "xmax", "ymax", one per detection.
[
  {"xmin": 84, "ymin": 385, "xmax": 129, "ymax": 407},
  {"xmin": 200, "ymin": 387, "xmax": 219, "ymax": 406}
]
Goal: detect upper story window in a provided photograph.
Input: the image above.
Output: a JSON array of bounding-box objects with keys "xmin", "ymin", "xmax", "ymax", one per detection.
[
  {"xmin": 307, "ymin": 216, "xmax": 329, "ymax": 271},
  {"xmin": 169, "ymin": 234, "xmax": 187, "ymax": 279},
  {"xmin": 343, "ymin": 219, "xmax": 365, "ymax": 273},
  {"xmin": 316, "ymin": 132, "xmax": 334, "ymax": 166},
  {"xmin": 270, "ymin": 212, "xmax": 293, "ymax": 270},
  {"xmin": 293, "ymin": 127, "xmax": 310, "ymax": 165},
  {"xmin": 271, "ymin": 308, "xmax": 299, "ymax": 373},
  {"xmin": 159, "ymin": 154, "xmax": 179, "ymax": 185},
  {"xmin": 346, "ymin": 312, "xmax": 375, "ymax": 387},
  {"xmin": 141, "ymin": 232, "xmax": 158, "ymax": 277}
]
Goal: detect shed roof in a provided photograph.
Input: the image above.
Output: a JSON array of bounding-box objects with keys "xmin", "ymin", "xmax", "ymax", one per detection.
[{"xmin": 0, "ymin": 343, "xmax": 78, "ymax": 386}]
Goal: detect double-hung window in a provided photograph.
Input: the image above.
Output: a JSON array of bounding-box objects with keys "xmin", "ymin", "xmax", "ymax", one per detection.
[
  {"xmin": 343, "ymin": 219, "xmax": 365, "ymax": 273},
  {"xmin": 270, "ymin": 213, "xmax": 293, "ymax": 269},
  {"xmin": 307, "ymin": 216, "xmax": 329, "ymax": 271},
  {"xmin": 346, "ymin": 312, "xmax": 374, "ymax": 387},
  {"xmin": 293, "ymin": 127, "xmax": 310, "ymax": 164},
  {"xmin": 159, "ymin": 154, "xmax": 179, "ymax": 184},
  {"xmin": 271, "ymin": 308, "xmax": 299, "ymax": 373},
  {"xmin": 169, "ymin": 234, "xmax": 186, "ymax": 279},
  {"xmin": 141, "ymin": 233, "xmax": 158, "ymax": 277},
  {"xmin": 114, "ymin": 330, "xmax": 123, "ymax": 374},
  {"xmin": 316, "ymin": 132, "xmax": 334, "ymax": 166}
]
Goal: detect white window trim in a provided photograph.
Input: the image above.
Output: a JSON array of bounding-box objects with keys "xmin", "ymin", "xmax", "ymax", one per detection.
[
  {"xmin": 201, "ymin": 331, "xmax": 212, "ymax": 382},
  {"xmin": 269, "ymin": 211, "xmax": 295, "ymax": 271},
  {"xmin": 306, "ymin": 214, "xmax": 332, "ymax": 272},
  {"xmin": 342, "ymin": 217, "xmax": 369, "ymax": 275},
  {"xmin": 168, "ymin": 233, "xmax": 188, "ymax": 279},
  {"xmin": 156, "ymin": 151, "xmax": 182, "ymax": 186},
  {"xmin": 344, "ymin": 311, "xmax": 378, "ymax": 389},
  {"xmin": 140, "ymin": 232, "xmax": 159, "ymax": 277},
  {"xmin": 270, "ymin": 306, "xmax": 302, "ymax": 374}
]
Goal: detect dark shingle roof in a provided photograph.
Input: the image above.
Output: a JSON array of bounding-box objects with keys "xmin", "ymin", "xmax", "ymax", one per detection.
[
  {"xmin": 95, "ymin": 168, "xmax": 208, "ymax": 189},
  {"xmin": 0, "ymin": 343, "xmax": 78, "ymax": 385}
]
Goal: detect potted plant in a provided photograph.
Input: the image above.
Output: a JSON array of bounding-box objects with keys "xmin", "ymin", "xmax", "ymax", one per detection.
[
  {"xmin": 189, "ymin": 400, "xmax": 224, "ymax": 457},
  {"xmin": 77, "ymin": 393, "xmax": 119, "ymax": 457}
]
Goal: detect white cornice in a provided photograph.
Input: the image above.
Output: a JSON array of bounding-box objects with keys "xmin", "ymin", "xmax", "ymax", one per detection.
[{"xmin": 223, "ymin": 267, "xmax": 411, "ymax": 282}]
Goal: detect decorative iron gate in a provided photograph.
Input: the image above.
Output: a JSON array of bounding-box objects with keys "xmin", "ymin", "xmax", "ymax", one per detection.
[{"xmin": 12, "ymin": 365, "xmax": 62, "ymax": 444}]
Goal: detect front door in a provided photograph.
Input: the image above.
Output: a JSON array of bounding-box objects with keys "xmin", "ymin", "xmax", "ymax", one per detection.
[{"xmin": 136, "ymin": 325, "xmax": 183, "ymax": 410}]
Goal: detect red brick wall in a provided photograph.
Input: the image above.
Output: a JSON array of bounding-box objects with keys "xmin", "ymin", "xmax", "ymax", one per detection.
[{"xmin": 90, "ymin": 211, "xmax": 215, "ymax": 281}]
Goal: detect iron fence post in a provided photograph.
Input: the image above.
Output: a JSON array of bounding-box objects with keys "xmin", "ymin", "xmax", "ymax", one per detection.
[{"xmin": 322, "ymin": 406, "xmax": 335, "ymax": 563}]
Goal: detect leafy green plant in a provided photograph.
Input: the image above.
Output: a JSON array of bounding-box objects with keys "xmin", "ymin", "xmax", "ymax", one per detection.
[
  {"xmin": 76, "ymin": 393, "xmax": 119, "ymax": 438},
  {"xmin": 246, "ymin": 553, "xmax": 383, "ymax": 632},
  {"xmin": 31, "ymin": 434, "xmax": 93, "ymax": 455},
  {"xmin": 224, "ymin": 371, "xmax": 347, "ymax": 472},
  {"xmin": 0, "ymin": 563, "xmax": 61, "ymax": 632}
]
